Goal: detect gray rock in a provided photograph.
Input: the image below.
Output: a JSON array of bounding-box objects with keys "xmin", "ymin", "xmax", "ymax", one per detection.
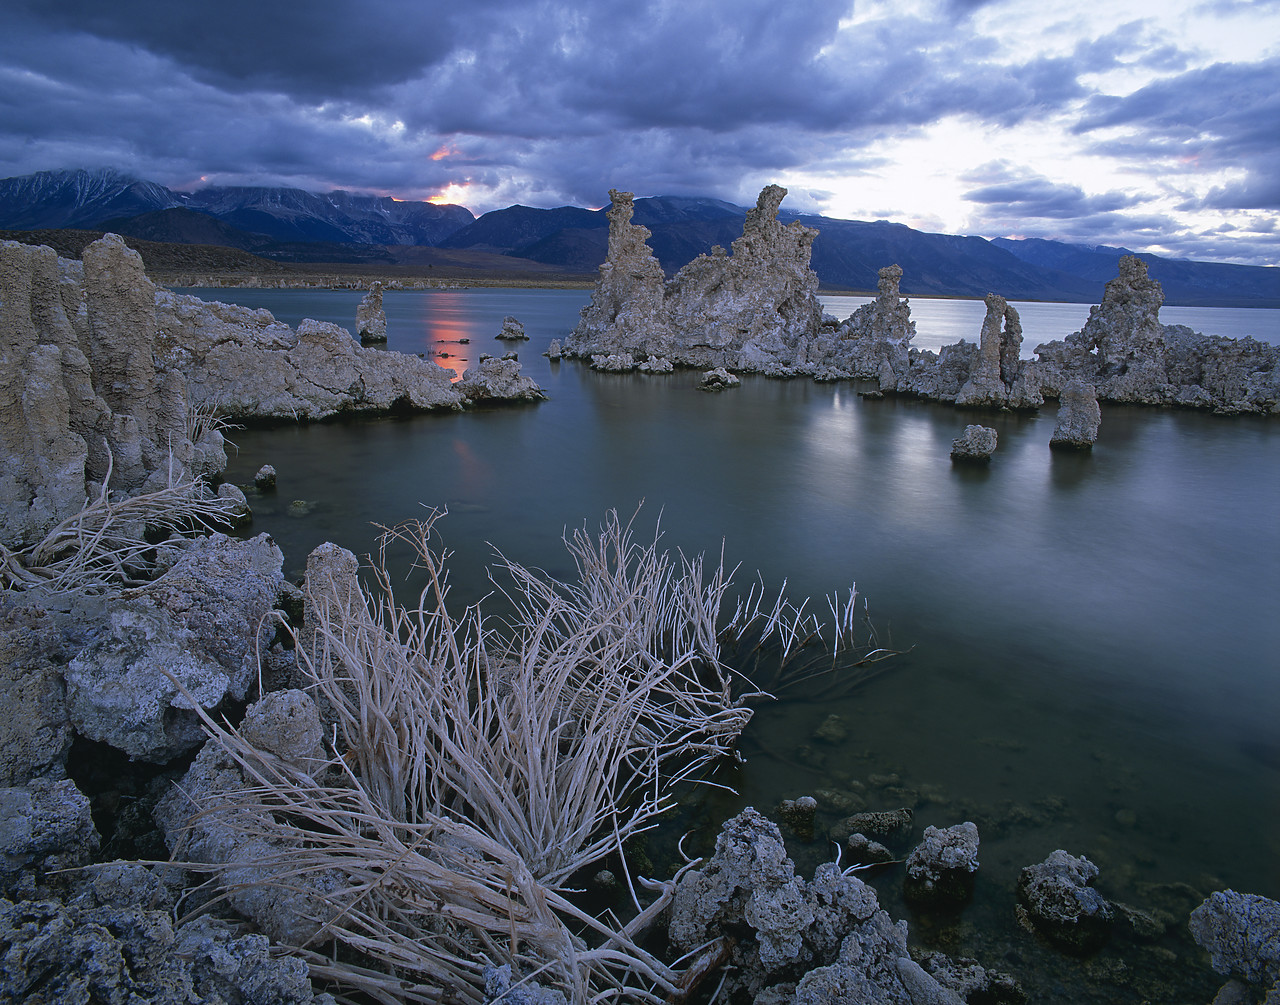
[
  {"xmin": 0, "ymin": 777, "xmax": 98, "ymax": 884},
  {"xmin": 915, "ymin": 951, "xmax": 1028, "ymax": 1004},
  {"xmin": 62, "ymin": 533, "xmax": 285, "ymax": 762},
  {"xmin": 0, "ymin": 599, "xmax": 71, "ymax": 786},
  {"xmin": 590, "ymin": 352, "xmax": 636, "ymax": 372},
  {"xmin": 254, "ymin": 463, "xmax": 277, "ymax": 490},
  {"xmin": 1016, "ymin": 849, "xmax": 1113, "ymax": 953},
  {"xmin": 778, "ymin": 796, "xmax": 819, "ymax": 842},
  {"xmin": 355, "ymin": 281, "xmax": 387, "ymax": 341},
  {"xmin": 903, "ymin": 822, "xmax": 980, "ymax": 906},
  {"xmin": 1050, "ymin": 380, "xmax": 1101, "ymax": 449},
  {"xmin": 456, "ymin": 355, "xmax": 545, "ymax": 403},
  {"xmin": 544, "ymin": 338, "xmax": 562, "ymax": 359},
  {"xmin": 1190, "ymin": 890, "xmax": 1280, "ymax": 990},
  {"xmin": 954, "ymin": 294, "xmax": 1036, "ymax": 409},
  {"xmin": 700, "ymin": 367, "xmax": 741, "ymax": 390},
  {"xmin": 831, "ymin": 808, "xmax": 914, "ymax": 845},
  {"xmin": 565, "ymin": 186, "xmax": 824, "ymax": 374},
  {"xmin": 484, "ymin": 963, "xmax": 569, "ymax": 1003},
  {"xmin": 950, "ymin": 425, "xmax": 998, "ymax": 463},
  {"xmin": 637, "ymin": 354, "xmax": 673, "ymax": 373},
  {"xmin": 155, "ymin": 689, "xmax": 345, "ymax": 947},
  {"xmin": 495, "ymin": 315, "xmax": 528, "ymax": 341},
  {"xmin": 845, "ymin": 833, "xmax": 895, "ymax": 868}
]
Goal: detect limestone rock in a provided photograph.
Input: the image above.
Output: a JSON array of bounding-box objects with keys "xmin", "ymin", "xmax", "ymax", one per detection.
[
  {"xmin": 545, "ymin": 338, "xmax": 562, "ymax": 359},
  {"xmin": 1033, "ymin": 256, "xmax": 1279, "ymax": 414},
  {"xmin": 0, "ymin": 777, "xmax": 98, "ymax": 885},
  {"xmin": 778, "ymin": 796, "xmax": 819, "ymax": 842},
  {"xmin": 700, "ymin": 367, "xmax": 741, "ymax": 390},
  {"xmin": 155, "ymin": 690, "xmax": 345, "ymax": 946},
  {"xmin": 62, "ymin": 533, "xmax": 285, "ymax": 762},
  {"xmin": 638, "ymin": 354, "xmax": 673, "ymax": 373},
  {"xmin": 0, "ymin": 873, "xmax": 333, "ymax": 1005},
  {"xmin": 821, "ymin": 265, "xmax": 917, "ymax": 390},
  {"xmin": 565, "ymin": 186, "xmax": 823, "ymax": 373},
  {"xmin": 254, "ymin": 463, "xmax": 277, "ymax": 490},
  {"xmin": 590, "ymin": 352, "xmax": 636, "ymax": 372},
  {"xmin": 0, "ymin": 600, "xmax": 71, "ymax": 786},
  {"xmin": 1016, "ymin": 849, "xmax": 1113, "ymax": 953},
  {"xmin": 1050, "ymin": 380, "xmax": 1102, "ymax": 449},
  {"xmin": 456, "ymin": 355, "xmax": 545, "ymax": 403},
  {"xmin": 496, "ymin": 315, "xmax": 528, "ymax": 341},
  {"xmin": 1190, "ymin": 890, "xmax": 1280, "ymax": 992},
  {"xmin": 355, "ymin": 281, "xmax": 387, "ymax": 341},
  {"xmin": 955, "ymin": 295, "xmax": 1031, "ymax": 408},
  {"xmin": 950, "ymin": 425, "xmax": 997, "ymax": 463},
  {"xmin": 903, "ymin": 822, "xmax": 980, "ymax": 906},
  {"xmin": 831, "ymin": 808, "xmax": 914, "ymax": 846}
]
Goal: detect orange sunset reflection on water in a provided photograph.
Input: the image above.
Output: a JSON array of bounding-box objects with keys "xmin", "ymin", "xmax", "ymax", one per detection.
[{"xmin": 409, "ymin": 291, "xmax": 479, "ymax": 380}]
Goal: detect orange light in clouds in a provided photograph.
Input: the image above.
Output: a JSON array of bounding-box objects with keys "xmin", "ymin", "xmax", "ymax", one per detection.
[
  {"xmin": 431, "ymin": 144, "xmax": 459, "ymax": 161},
  {"xmin": 428, "ymin": 182, "xmax": 471, "ymax": 206}
]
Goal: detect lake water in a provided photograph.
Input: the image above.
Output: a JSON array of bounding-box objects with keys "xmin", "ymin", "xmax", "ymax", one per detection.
[{"xmin": 190, "ymin": 286, "xmax": 1280, "ymax": 1003}]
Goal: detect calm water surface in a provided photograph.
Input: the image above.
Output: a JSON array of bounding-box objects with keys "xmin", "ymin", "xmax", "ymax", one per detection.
[{"xmin": 192, "ymin": 286, "xmax": 1279, "ymax": 1002}]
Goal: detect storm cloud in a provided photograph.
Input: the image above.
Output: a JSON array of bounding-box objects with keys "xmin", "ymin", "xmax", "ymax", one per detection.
[{"xmin": 0, "ymin": 0, "xmax": 1276, "ymax": 264}]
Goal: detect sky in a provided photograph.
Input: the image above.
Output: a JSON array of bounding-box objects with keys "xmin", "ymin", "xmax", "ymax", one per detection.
[{"xmin": 1, "ymin": 0, "xmax": 1278, "ymax": 265}]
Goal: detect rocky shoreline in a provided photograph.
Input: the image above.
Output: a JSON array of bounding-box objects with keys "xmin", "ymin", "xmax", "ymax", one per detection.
[{"xmin": 2, "ymin": 231, "xmax": 1277, "ymax": 1003}]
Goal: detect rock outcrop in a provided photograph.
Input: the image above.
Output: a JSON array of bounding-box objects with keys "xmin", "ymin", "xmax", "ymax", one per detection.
[
  {"xmin": 455, "ymin": 354, "xmax": 545, "ymax": 404},
  {"xmin": 952, "ymin": 295, "xmax": 1041, "ymax": 408},
  {"xmin": 950, "ymin": 425, "xmax": 998, "ymax": 463},
  {"xmin": 496, "ymin": 315, "xmax": 528, "ymax": 341},
  {"xmin": 355, "ymin": 281, "xmax": 386, "ymax": 341},
  {"xmin": 1, "ymin": 237, "xmax": 224, "ymax": 548},
  {"xmin": 564, "ymin": 186, "xmax": 824, "ymax": 373},
  {"xmin": 1033, "ymin": 256, "xmax": 1279, "ymax": 414},
  {"xmin": 1050, "ymin": 381, "xmax": 1102, "ymax": 449},
  {"xmin": 818, "ymin": 264, "xmax": 916, "ymax": 389},
  {"xmin": 0, "ymin": 600, "xmax": 71, "ymax": 787}
]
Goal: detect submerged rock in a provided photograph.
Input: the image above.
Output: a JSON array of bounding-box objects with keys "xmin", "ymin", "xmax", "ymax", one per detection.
[
  {"xmin": 950, "ymin": 425, "xmax": 998, "ymax": 462},
  {"xmin": 355, "ymin": 281, "xmax": 387, "ymax": 341},
  {"xmin": 778, "ymin": 796, "xmax": 819, "ymax": 842},
  {"xmin": 1016, "ymin": 849, "xmax": 1113, "ymax": 954}
]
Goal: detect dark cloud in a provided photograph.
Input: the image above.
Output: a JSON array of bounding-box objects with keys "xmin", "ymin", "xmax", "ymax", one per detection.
[{"xmin": 963, "ymin": 165, "xmax": 1142, "ymax": 219}]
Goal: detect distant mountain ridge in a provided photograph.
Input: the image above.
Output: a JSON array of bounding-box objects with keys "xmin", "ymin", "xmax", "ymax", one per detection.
[{"xmin": 2, "ymin": 168, "xmax": 1276, "ymax": 306}]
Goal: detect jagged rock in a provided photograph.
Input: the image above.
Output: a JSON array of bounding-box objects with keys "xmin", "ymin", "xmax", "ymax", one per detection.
[
  {"xmin": 1050, "ymin": 380, "xmax": 1102, "ymax": 449},
  {"xmin": 0, "ymin": 777, "xmax": 98, "ymax": 886},
  {"xmin": 155, "ymin": 689, "xmax": 345, "ymax": 946},
  {"xmin": 590, "ymin": 352, "xmax": 636, "ymax": 372},
  {"xmin": 955, "ymin": 294, "xmax": 1035, "ymax": 408},
  {"xmin": 700, "ymin": 367, "xmax": 741, "ymax": 390},
  {"xmin": 903, "ymin": 822, "xmax": 980, "ymax": 906},
  {"xmin": 0, "ymin": 864, "xmax": 333, "ymax": 1004},
  {"xmin": 1190, "ymin": 890, "xmax": 1280, "ymax": 995},
  {"xmin": 831, "ymin": 808, "xmax": 914, "ymax": 846},
  {"xmin": 1, "ymin": 237, "xmax": 213, "ymax": 548},
  {"xmin": 916, "ymin": 951, "xmax": 1028, "ymax": 1005},
  {"xmin": 565, "ymin": 186, "xmax": 823, "ymax": 373},
  {"xmin": 950, "ymin": 425, "xmax": 997, "ymax": 463},
  {"xmin": 819, "ymin": 265, "xmax": 917, "ymax": 390},
  {"xmin": 61, "ymin": 533, "xmax": 285, "ymax": 762},
  {"xmin": 254, "ymin": 463, "xmax": 277, "ymax": 490},
  {"xmin": 845, "ymin": 833, "xmax": 895, "ymax": 869},
  {"xmin": 1016, "ymin": 849, "xmax": 1113, "ymax": 954},
  {"xmin": 456, "ymin": 355, "xmax": 545, "ymax": 403},
  {"xmin": 778, "ymin": 796, "xmax": 819, "ymax": 842},
  {"xmin": 496, "ymin": 315, "xmax": 528, "ymax": 341},
  {"xmin": 355, "ymin": 281, "xmax": 387, "ymax": 341},
  {"xmin": 544, "ymin": 338, "xmax": 562, "ymax": 359},
  {"xmin": 1033, "ymin": 256, "xmax": 1279, "ymax": 413},
  {"xmin": 638, "ymin": 355, "xmax": 673, "ymax": 373},
  {"xmin": 0, "ymin": 600, "xmax": 71, "ymax": 787}
]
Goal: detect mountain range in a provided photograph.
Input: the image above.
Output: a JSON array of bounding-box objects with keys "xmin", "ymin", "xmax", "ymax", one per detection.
[{"xmin": 2, "ymin": 168, "xmax": 1276, "ymax": 307}]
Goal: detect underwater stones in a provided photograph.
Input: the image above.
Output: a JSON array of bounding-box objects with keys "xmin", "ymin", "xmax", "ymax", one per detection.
[
  {"xmin": 254, "ymin": 463, "xmax": 277, "ymax": 490},
  {"xmin": 778, "ymin": 796, "xmax": 819, "ymax": 842},
  {"xmin": 1016, "ymin": 849, "xmax": 1113, "ymax": 954},
  {"xmin": 814, "ymin": 713, "xmax": 848, "ymax": 744},
  {"xmin": 950, "ymin": 424, "xmax": 998, "ymax": 462},
  {"xmin": 904, "ymin": 822, "xmax": 980, "ymax": 907},
  {"xmin": 1050, "ymin": 380, "xmax": 1101, "ymax": 449},
  {"xmin": 831, "ymin": 808, "xmax": 914, "ymax": 846},
  {"xmin": 845, "ymin": 833, "xmax": 895, "ymax": 868},
  {"xmin": 355, "ymin": 281, "xmax": 387, "ymax": 341},
  {"xmin": 700, "ymin": 367, "xmax": 740, "ymax": 390},
  {"xmin": 1190, "ymin": 890, "xmax": 1280, "ymax": 996},
  {"xmin": 496, "ymin": 315, "xmax": 528, "ymax": 341}
]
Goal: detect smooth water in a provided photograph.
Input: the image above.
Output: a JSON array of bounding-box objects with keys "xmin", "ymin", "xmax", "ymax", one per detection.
[{"xmin": 194, "ymin": 286, "xmax": 1280, "ymax": 1001}]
